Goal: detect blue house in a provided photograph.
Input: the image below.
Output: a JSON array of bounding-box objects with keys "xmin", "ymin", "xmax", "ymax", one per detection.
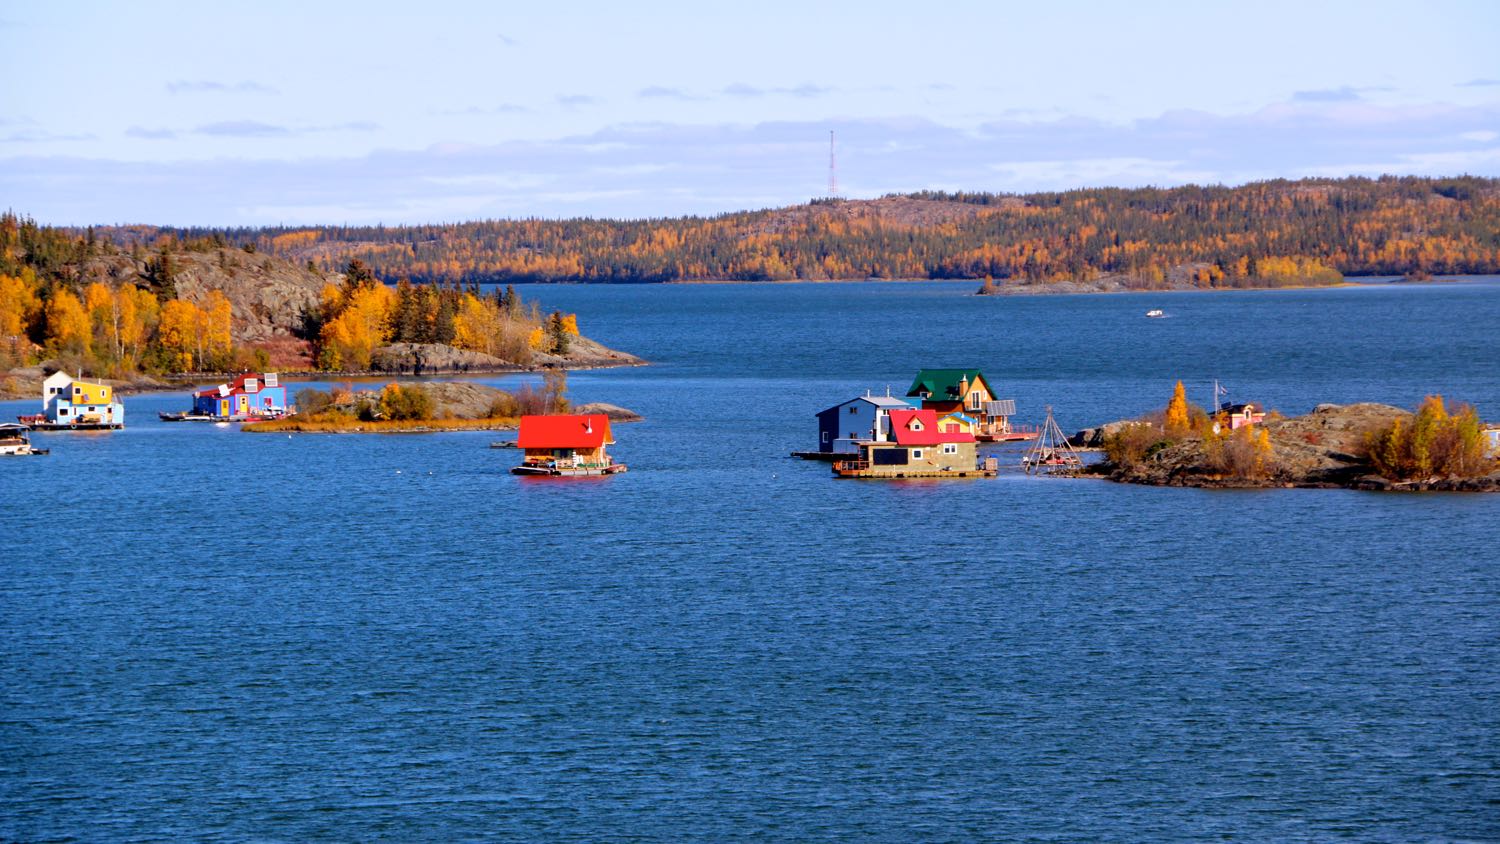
[
  {"xmin": 815, "ymin": 393, "xmax": 912, "ymax": 454},
  {"xmin": 192, "ymin": 372, "xmax": 289, "ymax": 418}
]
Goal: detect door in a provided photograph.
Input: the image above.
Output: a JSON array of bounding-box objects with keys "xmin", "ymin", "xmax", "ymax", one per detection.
[{"xmin": 219, "ymin": 399, "xmax": 230, "ymax": 417}]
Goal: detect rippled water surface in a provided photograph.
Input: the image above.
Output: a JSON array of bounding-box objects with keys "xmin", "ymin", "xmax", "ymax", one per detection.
[{"xmin": 3, "ymin": 280, "xmax": 1499, "ymax": 841}]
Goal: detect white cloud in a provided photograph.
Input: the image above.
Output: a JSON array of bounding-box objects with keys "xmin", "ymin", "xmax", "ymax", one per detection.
[{"xmin": 5, "ymin": 99, "xmax": 1498, "ymax": 225}]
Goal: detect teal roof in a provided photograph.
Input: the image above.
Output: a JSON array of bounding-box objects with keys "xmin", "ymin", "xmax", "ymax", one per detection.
[{"xmin": 906, "ymin": 369, "xmax": 995, "ymax": 400}]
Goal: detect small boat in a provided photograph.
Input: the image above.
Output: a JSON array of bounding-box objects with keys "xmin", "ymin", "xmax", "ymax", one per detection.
[
  {"xmin": 0, "ymin": 423, "xmax": 49, "ymax": 456},
  {"xmin": 159, "ymin": 411, "xmax": 216, "ymax": 422},
  {"xmin": 1146, "ymin": 309, "xmax": 1166, "ymax": 318}
]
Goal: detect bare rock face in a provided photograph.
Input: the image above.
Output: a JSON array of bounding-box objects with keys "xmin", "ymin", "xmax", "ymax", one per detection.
[
  {"xmin": 371, "ymin": 343, "xmax": 512, "ymax": 374},
  {"xmin": 417, "ymin": 382, "xmax": 512, "ymax": 419},
  {"xmin": 77, "ymin": 249, "xmax": 326, "ymax": 343},
  {"xmin": 532, "ymin": 334, "xmax": 645, "ymax": 368},
  {"xmin": 572, "ymin": 402, "xmax": 643, "ymax": 422}
]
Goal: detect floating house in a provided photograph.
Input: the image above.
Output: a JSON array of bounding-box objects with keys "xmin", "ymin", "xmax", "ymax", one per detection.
[
  {"xmin": 833, "ymin": 408, "xmax": 994, "ymax": 478},
  {"xmin": 1218, "ymin": 402, "xmax": 1266, "ymax": 430},
  {"xmin": 18, "ymin": 371, "xmax": 125, "ymax": 429},
  {"xmin": 813, "ymin": 392, "xmax": 912, "ymax": 455},
  {"xmin": 513, "ymin": 413, "xmax": 626, "ymax": 476},
  {"xmin": 186, "ymin": 373, "xmax": 289, "ymax": 420},
  {"xmin": 906, "ymin": 369, "xmax": 1035, "ymax": 442}
]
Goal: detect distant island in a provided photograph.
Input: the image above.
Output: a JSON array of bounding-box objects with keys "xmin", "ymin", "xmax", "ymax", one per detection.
[
  {"xmin": 85, "ymin": 175, "xmax": 1500, "ymax": 289},
  {"xmin": 0, "ymin": 218, "xmax": 641, "ymax": 400}
]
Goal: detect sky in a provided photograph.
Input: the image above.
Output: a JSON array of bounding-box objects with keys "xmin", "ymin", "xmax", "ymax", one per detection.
[{"xmin": 2, "ymin": 0, "xmax": 1498, "ymax": 225}]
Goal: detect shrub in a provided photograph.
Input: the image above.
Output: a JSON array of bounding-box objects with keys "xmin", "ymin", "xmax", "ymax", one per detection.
[
  {"xmin": 1104, "ymin": 422, "xmax": 1165, "ymax": 471},
  {"xmin": 295, "ymin": 387, "xmax": 334, "ymax": 416},
  {"xmin": 378, "ymin": 383, "xmax": 434, "ymax": 421},
  {"xmin": 1205, "ymin": 425, "xmax": 1275, "ymax": 479},
  {"xmin": 1365, "ymin": 395, "xmax": 1492, "ymax": 480}
]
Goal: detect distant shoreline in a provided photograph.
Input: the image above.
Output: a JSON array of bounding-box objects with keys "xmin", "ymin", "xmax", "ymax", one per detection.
[{"xmin": 662, "ymin": 274, "xmax": 1487, "ymax": 294}]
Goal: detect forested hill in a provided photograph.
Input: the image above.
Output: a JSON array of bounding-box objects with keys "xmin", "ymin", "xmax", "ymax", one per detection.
[{"xmin": 114, "ymin": 176, "xmax": 1500, "ymax": 288}]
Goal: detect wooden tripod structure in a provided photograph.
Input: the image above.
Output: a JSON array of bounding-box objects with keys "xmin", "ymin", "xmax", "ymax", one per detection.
[{"xmin": 1023, "ymin": 405, "xmax": 1083, "ymax": 475}]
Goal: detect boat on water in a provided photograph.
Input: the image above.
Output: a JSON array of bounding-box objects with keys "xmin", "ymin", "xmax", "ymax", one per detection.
[
  {"xmin": 0, "ymin": 423, "xmax": 49, "ymax": 456},
  {"xmin": 19, "ymin": 371, "xmax": 125, "ymax": 430},
  {"xmin": 511, "ymin": 413, "xmax": 627, "ymax": 477},
  {"xmin": 1146, "ymin": 309, "xmax": 1166, "ymax": 318}
]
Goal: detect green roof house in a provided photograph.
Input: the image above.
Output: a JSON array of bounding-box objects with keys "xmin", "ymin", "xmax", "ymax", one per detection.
[{"xmin": 906, "ymin": 369, "xmax": 997, "ymax": 414}]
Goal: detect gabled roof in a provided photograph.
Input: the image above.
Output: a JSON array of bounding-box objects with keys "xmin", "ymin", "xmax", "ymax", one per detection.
[
  {"xmin": 819, "ymin": 394, "xmax": 911, "ymax": 415},
  {"xmin": 195, "ymin": 372, "xmax": 280, "ymax": 398},
  {"xmin": 887, "ymin": 409, "xmax": 976, "ymax": 445},
  {"xmin": 906, "ymin": 369, "xmax": 995, "ymax": 401},
  {"xmin": 516, "ymin": 414, "xmax": 614, "ymax": 449}
]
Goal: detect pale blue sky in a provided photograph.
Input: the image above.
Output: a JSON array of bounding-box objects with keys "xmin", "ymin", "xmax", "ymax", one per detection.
[{"xmin": 3, "ymin": 0, "xmax": 1497, "ymax": 224}]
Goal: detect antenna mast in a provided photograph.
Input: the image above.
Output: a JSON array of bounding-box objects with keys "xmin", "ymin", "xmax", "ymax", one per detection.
[{"xmin": 828, "ymin": 130, "xmax": 838, "ymax": 199}]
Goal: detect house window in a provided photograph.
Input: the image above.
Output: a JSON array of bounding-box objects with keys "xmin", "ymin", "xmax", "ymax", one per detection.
[
  {"xmin": 912, "ymin": 449, "xmax": 924, "ymax": 459},
  {"xmin": 848, "ymin": 406, "xmax": 858, "ymax": 415},
  {"xmin": 821, "ymin": 431, "xmax": 830, "ymax": 443},
  {"xmin": 59, "ymin": 408, "xmax": 68, "ymax": 416},
  {"xmin": 911, "ymin": 421, "xmax": 923, "ymax": 431},
  {"xmin": 943, "ymin": 443, "xmax": 958, "ymax": 455}
]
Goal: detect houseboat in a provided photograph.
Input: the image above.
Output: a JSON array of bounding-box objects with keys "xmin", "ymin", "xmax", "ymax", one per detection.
[
  {"xmin": 163, "ymin": 372, "xmax": 291, "ymax": 421},
  {"xmin": 512, "ymin": 413, "xmax": 626, "ymax": 476},
  {"xmin": 17, "ymin": 371, "xmax": 124, "ymax": 430},
  {"xmin": 798, "ymin": 391, "xmax": 912, "ymax": 459},
  {"xmin": 0, "ymin": 423, "xmax": 48, "ymax": 456},
  {"xmin": 906, "ymin": 369, "xmax": 1036, "ymax": 442},
  {"xmin": 833, "ymin": 409, "xmax": 997, "ymax": 479}
]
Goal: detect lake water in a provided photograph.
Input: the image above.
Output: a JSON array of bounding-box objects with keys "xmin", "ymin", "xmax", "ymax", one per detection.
[{"xmin": 3, "ymin": 279, "xmax": 1499, "ymax": 841}]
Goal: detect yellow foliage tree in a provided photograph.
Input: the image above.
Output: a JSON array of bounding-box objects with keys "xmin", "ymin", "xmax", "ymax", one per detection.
[
  {"xmin": 199, "ymin": 290, "xmax": 234, "ymax": 368},
  {"xmin": 1164, "ymin": 380, "xmax": 1191, "ymax": 435},
  {"xmin": 45, "ymin": 288, "xmax": 91, "ymax": 354},
  {"xmin": 451, "ymin": 293, "xmax": 501, "ymax": 355},
  {"xmin": 157, "ymin": 299, "xmax": 200, "ymax": 371},
  {"xmin": 0, "ymin": 272, "xmax": 40, "ymax": 341},
  {"xmin": 318, "ymin": 282, "xmax": 394, "ymax": 370},
  {"xmin": 119, "ymin": 286, "xmax": 158, "ymax": 365}
]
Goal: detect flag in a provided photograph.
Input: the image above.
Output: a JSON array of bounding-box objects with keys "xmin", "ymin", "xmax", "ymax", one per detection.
[{"xmin": 1215, "ymin": 383, "xmax": 1228, "ymax": 396}]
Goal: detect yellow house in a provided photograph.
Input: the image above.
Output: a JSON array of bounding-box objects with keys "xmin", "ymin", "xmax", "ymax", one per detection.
[
  {"xmin": 937, "ymin": 411, "xmax": 980, "ymax": 436},
  {"xmin": 71, "ymin": 381, "xmax": 113, "ymax": 405}
]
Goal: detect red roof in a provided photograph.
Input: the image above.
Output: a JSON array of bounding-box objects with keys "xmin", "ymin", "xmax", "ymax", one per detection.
[
  {"xmin": 194, "ymin": 372, "xmax": 274, "ymax": 398},
  {"xmin": 516, "ymin": 414, "xmax": 614, "ymax": 449},
  {"xmin": 888, "ymin": 409, "xmax": 976, "ymax": 446}
]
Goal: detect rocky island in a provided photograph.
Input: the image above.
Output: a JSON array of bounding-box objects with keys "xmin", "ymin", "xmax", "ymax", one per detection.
[
  {"xmin": 242, "ymin": 374, "xmax": 640, "ymax": 434},
  {"xmin": 1080, "ymin": 391, "xmax": 1500, "ymax": 492}
]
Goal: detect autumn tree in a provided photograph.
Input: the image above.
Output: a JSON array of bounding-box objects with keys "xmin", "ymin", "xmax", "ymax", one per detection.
[
  {"xmin": 156, "ymin": 299, "xmax": 199, "ymax": 371},
  {"xmin": 1164, "ymin": 380, "xmax": 1191, "ymax": 436},
  {"xmin": 44, "ymin": 288, "xmax": 91, "ymax": 355}
]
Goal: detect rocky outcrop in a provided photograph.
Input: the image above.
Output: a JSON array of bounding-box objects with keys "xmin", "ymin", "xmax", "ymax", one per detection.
[
  {"xmin": 573, "ymin": 402, "xmax": 643, "ymax": 422},
  {"xmin": 1089, "ymin": 403, "xmax": 1500, "ymax": 491},
  {"xmin": 77, "ymin": 249, "xmax": 326, "ymax": 344},
  {"xmin": 1069, "ymin": 420, "xmax": 1140, "ymax": 449},
  {"xmin": 371, "ymin": 343, "xmax": 511, "ymax": 374},
  {"xmin": 371, "ymin": 336, "xmax": 644, "ymax": 375}
]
